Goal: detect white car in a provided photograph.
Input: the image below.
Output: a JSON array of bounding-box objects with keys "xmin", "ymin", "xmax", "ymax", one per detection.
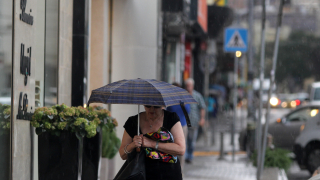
[
  {"xmin": 294, "ymin": 102, "xmax": 320, "ymax": 174},
  {"xmin": 310, "ymin": 82, "xmax": 320, "ymax": 102}
]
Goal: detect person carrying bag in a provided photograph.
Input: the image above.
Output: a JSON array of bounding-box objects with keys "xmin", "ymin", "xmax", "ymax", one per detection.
[
  {"xmin": 114, "ymin": 149, "xmax": 146, "ymax": 180},
  {"xmin": 117, "ymin": 108, "xmax": 185, "ymax": 180}
]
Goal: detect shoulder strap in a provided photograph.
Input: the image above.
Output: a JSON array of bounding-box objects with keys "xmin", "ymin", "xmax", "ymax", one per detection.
[{"xmin": 180, "ymin": 102, "xmax": 192, "ymax": 127}]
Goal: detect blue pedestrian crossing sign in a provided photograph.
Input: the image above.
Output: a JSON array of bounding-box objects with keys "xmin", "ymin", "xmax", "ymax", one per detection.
[{"xmin": 224, "ymin": 28, "xmax": 248, "ymax": 52}]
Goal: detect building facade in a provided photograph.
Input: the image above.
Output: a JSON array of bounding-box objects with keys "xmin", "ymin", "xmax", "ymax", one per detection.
[{"xmin": 0, "ymin": 0, "xmax": 161, "ymax": 179}]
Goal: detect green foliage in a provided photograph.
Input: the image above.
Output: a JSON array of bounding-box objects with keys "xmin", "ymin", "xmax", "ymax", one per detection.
[
  {"xmin": 102, "ymin": 125, "xmax": 121, "ymax": 159},
  {"xmin": 0, "ymin": 104, "xmax": 10, "ymax": 135},
  {"xmin": 31, "ymin": 104, "xmax": 118, "ymax": 140},
  {"xmin": 251, "ymin": 148, "xmax": 292, "ymax": 171},
  {"xmin": 262, "ymin": 31, "xmax": 320, "ymax": 87}
]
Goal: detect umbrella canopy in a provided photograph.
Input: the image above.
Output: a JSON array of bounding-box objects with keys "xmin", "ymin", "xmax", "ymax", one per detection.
[{"xmin": 88, "ymin": 79, "xmax": 197, "ymax": 107}]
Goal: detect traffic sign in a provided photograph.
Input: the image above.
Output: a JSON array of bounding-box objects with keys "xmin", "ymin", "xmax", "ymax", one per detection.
[{"xmin": 224, "ymin": 28, "xmax": 248, "ymax": 52}]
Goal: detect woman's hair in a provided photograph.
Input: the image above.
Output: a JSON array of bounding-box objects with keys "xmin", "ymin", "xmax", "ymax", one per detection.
[{"xmin": 172, "ymin": 82, "xmax": 181, "ymax": 88}]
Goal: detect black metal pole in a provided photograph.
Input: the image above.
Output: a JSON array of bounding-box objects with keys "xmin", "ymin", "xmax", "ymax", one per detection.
[{"xmin": 256, "ymin": 0, "xmax": 266, "ymax": 178}]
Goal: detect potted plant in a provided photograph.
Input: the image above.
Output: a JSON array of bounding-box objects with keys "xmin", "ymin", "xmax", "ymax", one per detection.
[
  {"xmin": 31, "ymin": 104, "xmax": 119, "ymax": 180},
  {"xmin": 251, "ymin": 147, "xmax": 292, "ymax": 179}
]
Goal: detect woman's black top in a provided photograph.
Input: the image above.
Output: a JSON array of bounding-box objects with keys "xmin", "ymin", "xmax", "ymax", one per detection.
[{"xmin": 123, "ymin": 110, "xmax": 183, "ymax": 180}]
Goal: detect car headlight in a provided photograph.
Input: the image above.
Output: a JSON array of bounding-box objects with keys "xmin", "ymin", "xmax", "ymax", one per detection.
[
  {"xmin": 270, "ymin": 97, "xmax": 279, "ymax": 106},
  {"xmin": 290, "ymin": 101, "xmax": 296, "ymax": 108},
  {"xmin": 310, "ymin": 109, "xmax": 319, "ymax": 117}
]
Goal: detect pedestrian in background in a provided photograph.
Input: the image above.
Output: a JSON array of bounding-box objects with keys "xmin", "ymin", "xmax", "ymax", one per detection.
[
  {"xmin": 167, "ymin": 82, "xmax": 191, "ymax": 174},
  {"xmin": 184, "ymin": 78, "xmax": 206, "ymax": 163}
]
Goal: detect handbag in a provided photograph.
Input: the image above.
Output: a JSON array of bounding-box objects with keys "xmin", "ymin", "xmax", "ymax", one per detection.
[{"xmin": 113, "ymin": 149, "xmax": 146, "ymax": 180}]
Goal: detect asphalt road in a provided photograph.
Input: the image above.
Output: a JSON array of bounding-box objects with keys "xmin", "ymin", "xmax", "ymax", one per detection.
[{"xmin": 260, "ymin": 108, "xmax": 290, "ymax": 124}]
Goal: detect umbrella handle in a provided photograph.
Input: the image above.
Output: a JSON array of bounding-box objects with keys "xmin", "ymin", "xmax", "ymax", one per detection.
[{"xmin": 137, "ymin": 105, "xmax": 141, "ymax": 153}]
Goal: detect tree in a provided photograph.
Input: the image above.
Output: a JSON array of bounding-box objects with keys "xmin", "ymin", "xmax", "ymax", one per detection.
[{"xmin": 262, "ymin": 31, "xmax": 320, "ymax": 91}]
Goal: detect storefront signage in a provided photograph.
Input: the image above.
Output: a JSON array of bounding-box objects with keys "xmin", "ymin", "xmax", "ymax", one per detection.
[
  {"xmin": 190, "ymin": 0, "xmax": 208, "ymax": 34},
  {"xmin": 20, "ymin": 44, "xmax": 31, "ymax": 86},
  {"xmin": 14, "ymin": 0, "xmax": 36, "ymax": 121},
  {"xmin": 20, "ymin": 0, "xmax": 34, "ymax": 25},
  {"xmin": 16, "ymin": 92, "xmax": 33, "ymax": 120},
  {"xmin": 12, "ymin": 0, "xmax": 37, "ymax": 178},
  {"xmin": 197, "ymin": 0, "xmax": 207, "ymax": 32},
  {"xmin": 183, "ymin": 42, "xmax": 192, "ymax": 80}
]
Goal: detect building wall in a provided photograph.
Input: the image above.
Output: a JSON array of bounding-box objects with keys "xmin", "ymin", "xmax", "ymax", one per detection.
[
  {"xmin": 88, "ymin": 0, "xmax": 161, "ymax": 178},
  {"xmin": 12, "ymin": 0, "xmax": 37, "ymax": 178},
  {"xmin": 58, "ymin": 0, "xmax": 73, "ymax": 106},
  {"xmin": 11, "ymin": 0, "xmax": 73, "ymax": 179},
  {"xmin": 89, "ymin": 0, "xmax": 109, "ymax": 94},
  {"xmin": 111, "ymin": 0, "xmax": 159, "ymax": 175},
  {"xmin": 88, "ymin": 0, "xmax": 110, "ymax": 179}
]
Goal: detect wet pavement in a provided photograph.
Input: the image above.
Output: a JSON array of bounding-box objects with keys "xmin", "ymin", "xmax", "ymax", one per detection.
[
  {"xmin": 184, "ymin": 154, "xmax": 256, "ymax": 180},
  {"xmin": 183, "ymin": 108, "xmax": 311, "ymax": 180}
]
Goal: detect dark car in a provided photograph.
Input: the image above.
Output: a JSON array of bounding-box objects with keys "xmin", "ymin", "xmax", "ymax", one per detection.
[{"xmin": 239, "ymin": 103, "xmax": 320, "ymax": 152}]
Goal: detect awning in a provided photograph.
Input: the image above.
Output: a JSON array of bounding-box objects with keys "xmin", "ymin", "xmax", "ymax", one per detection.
[
  {"xmin": 190, "ymin": 0, "xmax": 208, "ymax": 35},
  {"xmin": 207, "ymin": 5, "xmax": 234, "ymax": 38}
]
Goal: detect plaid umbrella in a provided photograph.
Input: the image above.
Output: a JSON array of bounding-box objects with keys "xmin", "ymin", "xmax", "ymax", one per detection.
[{"xmin": 88, "ymin": 79, "xmax": 197, "ymax": 127}]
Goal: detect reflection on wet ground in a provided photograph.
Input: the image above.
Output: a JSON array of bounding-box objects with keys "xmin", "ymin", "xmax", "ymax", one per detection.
[{"xmin": 287, "ymin": 161, "xmax": 311, "ymax": 180}]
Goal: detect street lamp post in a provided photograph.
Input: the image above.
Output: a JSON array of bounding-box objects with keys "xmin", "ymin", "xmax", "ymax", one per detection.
[{"xmin": 232, "ymin": 51, "xmax": 241, "ymax": 162}]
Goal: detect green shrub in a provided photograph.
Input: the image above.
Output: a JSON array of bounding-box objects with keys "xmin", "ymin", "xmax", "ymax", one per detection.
[
  {"xmin": 0, "ymin": 104, "xmax": 10, "ymax": 135},
  {"xmin": 31, "ymin": 104, "xmax": 118, "ymax": 140},
  {"xmin": 251, "ymin": 148, "xmax": 292, "ymax": 171},
  {"xmin": 102, "ymin": 125, "xmax": 121, "ymax": 159}
]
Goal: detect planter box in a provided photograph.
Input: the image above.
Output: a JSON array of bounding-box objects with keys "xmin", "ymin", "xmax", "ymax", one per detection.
[
  {"xmin": 82, "ymin": 133, "xmax": 101, "ymax": 180},
  {"xmin": 39, "ymin": 132, "xmax": 79, "ymax": 180},
  {"xmin": 0, "ymin": 133, "xmax": 10, "ymax": 180},
  {"xmin": 38, "ymin": 132, "xmax": 101, "ymax": 180},
  {"xmin": 261, "ymin": 168, "xmax": 288, "ymax": 180}
]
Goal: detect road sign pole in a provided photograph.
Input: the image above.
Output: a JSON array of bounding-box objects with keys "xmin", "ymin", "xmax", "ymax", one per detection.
[
  {"xmin": 257, "ymin": 0, "xmax": 266, "ymax": 179},
  {"xmin": 232, "ymin": 53, "xmax": 238, "ymax": 162},
  {"xmin": 224, "ymin": 29, "xmax": 247, "ymax": 160},
  {"xmin": 258, "ymin": 1, "xmax": 284, "ymax": 179}
]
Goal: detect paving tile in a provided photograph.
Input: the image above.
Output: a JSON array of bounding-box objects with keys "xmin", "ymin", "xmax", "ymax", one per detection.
[{"xmin": 184, "ymin": 155, "xmax": 256, "ymax": 180}]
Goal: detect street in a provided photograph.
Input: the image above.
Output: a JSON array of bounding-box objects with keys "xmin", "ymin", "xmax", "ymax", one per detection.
[{"xmin": 184, "ymin": 107, "xmax": 311, "ymax": 180}]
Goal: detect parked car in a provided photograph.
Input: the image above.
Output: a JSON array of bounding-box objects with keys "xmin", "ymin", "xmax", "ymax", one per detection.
[
  {"xmin": 310, "ymin": 82, "xmax": 320, "ymax": 102},
  {"xmin": 239, "ymin": 102, "xmax": 320, "ymax": 153},
  {"xmin": 294, "ymin": 104, "xmax": 320, "ymax": 174}
]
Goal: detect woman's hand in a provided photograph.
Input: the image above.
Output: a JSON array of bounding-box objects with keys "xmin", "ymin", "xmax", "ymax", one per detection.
[
  {"xmin": 133, "ymin": 134, "xmax": 143, "ymax": 148},
  {"xmin": 141, "ymin": 136, "xmax": 155, "ymax": 148}
]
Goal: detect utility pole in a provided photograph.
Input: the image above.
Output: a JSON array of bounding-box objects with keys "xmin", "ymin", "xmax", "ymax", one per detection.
[
  {"xmin": 247, "ymin": 0, "xmax": 254, "ymax": 123},
  {"xmin": 257, "ymin": 0, "xmax": 266, "ymax": 179},
  {"xmin": 258, "ymin": 0, "xmax": 285, "ymax": 179}
]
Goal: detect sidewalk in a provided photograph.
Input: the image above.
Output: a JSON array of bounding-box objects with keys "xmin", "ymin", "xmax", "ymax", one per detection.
[
  {"xmin": 183, "ymin": 108, "xmax": 287, "ymax": 180},
  {"xmin": 184, "ymin": 153, "xmax": 256, "ymax": 180}
]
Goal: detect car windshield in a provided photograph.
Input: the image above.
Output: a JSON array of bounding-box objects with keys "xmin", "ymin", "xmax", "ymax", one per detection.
[
  {"xmin": 286, "ymin": 107, "xmax": 320, "ymax": 122},
  {"xmin": 314, "ymin": 88, "xmax": 320, "ymax": 100}
]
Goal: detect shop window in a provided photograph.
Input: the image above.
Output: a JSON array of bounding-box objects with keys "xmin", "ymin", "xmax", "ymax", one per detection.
[
  {"xmin": 164, "ymin": 42, "xmax": 177, "ymax": 84},
  {"xmin": 44, "ymin": 0, "xmax": 59, "ymax": 107}
]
